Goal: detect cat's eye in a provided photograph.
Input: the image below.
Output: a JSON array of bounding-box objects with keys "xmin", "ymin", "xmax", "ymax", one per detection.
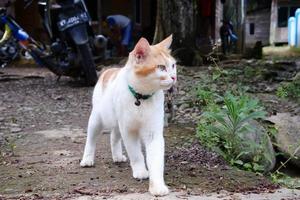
[
  {"xmin": 172, "ymin": 64, "xmax": 176, "ymax": 69},
  {"xmin": 157, "ymin": 65, "xmax": 167, "ymax": 71}
]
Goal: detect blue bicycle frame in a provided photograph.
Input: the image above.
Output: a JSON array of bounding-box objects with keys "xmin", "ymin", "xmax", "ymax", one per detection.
[{"xmin": 0, "ymin": 13, "xmax": 45, "ymax": 66}]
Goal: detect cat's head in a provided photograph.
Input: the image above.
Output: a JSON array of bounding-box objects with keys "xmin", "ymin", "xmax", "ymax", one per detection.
[{"xmin": 128, "ymin": 35, "xmax": 177, "ymax": 92}]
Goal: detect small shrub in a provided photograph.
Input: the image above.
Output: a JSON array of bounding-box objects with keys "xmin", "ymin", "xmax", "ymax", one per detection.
[
  {"xmin": 276, "ymin": 79, "xmax": 300, "ymax": 101},
  {"xmin": 196, "ymin": 86, "xmax": 222, "ymax": 106},
  {"xmin": 270, "ymin": 145, "xmax": 300, "ymax": 188},
  {"xmin": 197, "ymin": 92, "xmax": 268, "ymax": 172},
  {"xmin": 0, "ymin": 137, "xmax": 16, "ymax": 163},
  {"xmin": 271, "ymin": 172, "xmax": 300, "ymax": 189},
  {"xmin": 244, "ymin": 66, "xmax": 256, "ymax": 78}
]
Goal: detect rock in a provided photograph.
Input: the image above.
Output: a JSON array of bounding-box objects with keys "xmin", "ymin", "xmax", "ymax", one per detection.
[
  {"xmin": 293, "ymin": 72, "xmax": 300, "ymax": 82},
  {"xmin": 184, "ymin": 114, "xmax": 190, "ymax": 118},
  {"xmin": 11, "ymin": 127, "xmax": 22, "ymax": 133},
  {"xmin": 8, "ymin": 123, "xmax": 19, "ymax": 127},
  {"xmin": 179, "ymin": 103, "xmax": 189, "ymax": 111},
  {"xmin": 265, "ymin": 85, "xmax": 276, "ymax": 93},
  {"xmin": 178, "ymin": 90, "xmax": 186, "ymax": 95},
  {"xmin": 193, "ymin": 73, "xmax": 202, "ymax": 78},
  {"xmin": 265, "ymin": 60, "xmax": 274, "ymax": 65},
  {"xmin": 53, "ymin": 95, "xmax": 63, "ymax": 100},
  {"xmin": 191, "ymin": 113, "xmax": 199, "ymax": 118},
  {"xmin": 237, "ymin": 120, "xmax": 276, "ymax": 173},
  {"xmin": 295, "ymin": 61, "xmax": 300, "ymax": 70},
  {"xmin": 246, "ymin": 59, "xmax": 255, "ymax": 64},
  {"xmin": 267, "ymin": 113, "xmax": 300, "ymax": 168}
]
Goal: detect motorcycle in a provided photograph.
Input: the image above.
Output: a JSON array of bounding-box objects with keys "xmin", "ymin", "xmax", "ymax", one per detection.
[{"xmin": 0, "ymin": 0, "xmax": 107, "ymax": 86}]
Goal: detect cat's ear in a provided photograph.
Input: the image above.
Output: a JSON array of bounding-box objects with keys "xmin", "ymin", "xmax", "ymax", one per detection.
[
  {"xmin": 158, "ymin": 34, "xmax": 173, "ymax": 49},
  {"xmin": 133, "ymin": 37, "xmax": 150, "ymax": 61}
]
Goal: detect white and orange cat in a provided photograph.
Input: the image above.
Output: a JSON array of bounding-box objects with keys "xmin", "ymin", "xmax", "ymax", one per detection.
[{"xmin": 80, "ymin": 35, "xmax": 177, "ymax": 196}]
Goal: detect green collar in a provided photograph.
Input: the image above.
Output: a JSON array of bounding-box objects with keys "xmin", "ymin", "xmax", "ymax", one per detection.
[{"xmin": 128, "ymin": 85, "xmax": 153, "ymax": 106}]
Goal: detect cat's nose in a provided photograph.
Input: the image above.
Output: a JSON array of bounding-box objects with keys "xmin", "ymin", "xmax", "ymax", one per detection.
[{"xmin": 171, "ymin": 76, "xmax": 176, "ymax": 81}]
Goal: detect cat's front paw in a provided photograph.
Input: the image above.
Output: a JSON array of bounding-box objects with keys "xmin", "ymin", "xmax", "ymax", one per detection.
[
  {"xmin": 80, "ymin": 155, "xmax": 95, "ymax": 167},
  {"xmin": 133, "ymin": 168, "xmax": 149, "ymax": 179},
  {"xmin": 113, "ymin": 155, "xmax": 127, "ymax": 163},
  {"xmin": 149, "ymin": 183, "xmax": 169, "ymax": 196}
]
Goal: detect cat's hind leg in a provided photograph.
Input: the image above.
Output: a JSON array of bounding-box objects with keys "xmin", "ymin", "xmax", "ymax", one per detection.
[
  {"xmin": 80, "ymin": 110, "xmax": 102, "ymax": 167},
  {"xmin": 110, "ymin": 127, "xmax": 127, "ymax": 163}
]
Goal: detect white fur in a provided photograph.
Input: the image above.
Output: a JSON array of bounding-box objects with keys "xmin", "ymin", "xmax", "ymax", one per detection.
[{"xmin": 80, "ymin": 36, "xmax": 176, "ymax": 196}]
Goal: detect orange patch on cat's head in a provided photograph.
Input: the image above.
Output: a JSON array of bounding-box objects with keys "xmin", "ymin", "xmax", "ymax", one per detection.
[
  {"xmin": 130, "ymin": 35, "xmax": 174, "ymax": 78},
  {"xmin": 135, "ymin": 65, "xmax": 156, "ymax": 76}
]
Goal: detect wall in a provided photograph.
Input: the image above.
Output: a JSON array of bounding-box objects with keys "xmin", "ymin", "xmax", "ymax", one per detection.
[
  {"xmin": 245, "ymin": 9, "xmax": 270, "ymax": 47},
  {"xmin": 270, "ymin": 0, "xmax": 300, "ymax": 44}
]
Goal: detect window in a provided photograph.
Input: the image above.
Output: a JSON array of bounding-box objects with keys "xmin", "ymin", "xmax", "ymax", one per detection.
[
  {"xmin": 250, "ymin": 23, "xmax": 255, "ymax": 35},
  {"xmin": 278, "ymin": 7, "xmax": 288, "ymax": 27},
  {"xmin": 290, "ymin": 7, "xmax": 298, "ymax": 17},
  {"xmin": 278, "ymin": 6, "xmax": 300, "ymax": 27}
]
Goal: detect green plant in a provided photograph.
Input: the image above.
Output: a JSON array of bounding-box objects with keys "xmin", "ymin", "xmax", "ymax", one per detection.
[
  {"xmin": 196, "ymin": 86, "xmax": 222, "ymax": 106},
  {"xmin": 244, "ymin": 66, "xmax": 256, "ymax": 78},
  {"xmin": 271, "ymin": 172, "xmax": 300, "ymax": 189},
  {"xmin": 0, "ymin": 137, "xmax": 16, "ymax": 162},
  {"xmin": 276, "ymin": 79, "xmax": 300, "ymax": 101},
  {"xmin": 206, "ymin": 51, "xmax": 229, "ymax": 81},
  {"xmin": 270, "ymin": 145, "xmax": 300, "ymax": 189},
  {"xmin": 197, "ymin": 92, "xmax": 267, "ymax": 172},
  {"xmin": 276, "ymin": 85, "xmax": 288, "ymax": 98}
]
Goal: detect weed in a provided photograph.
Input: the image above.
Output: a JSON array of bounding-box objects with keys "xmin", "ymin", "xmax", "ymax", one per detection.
[
  {"xmin": 244, "ymin": 66, "xmax": 256, "ymax": 78},
  {"xmin": 271, "ymin": 172, "xmax": 300, "ymax": 189},
  {"xmin": 270, "ymin": 143, "xmax": 300, "ymax": 189},
  {"xmin": 0, "ymin": 136, "xmax": 16, "ymax": 162},
  {"xmin": 276, "ymin": 78, "xmax": 300, "ymax": 101},
  {"xmin": 197, "ymin": 92, "xmax": 268, "ymax": 173},
  {"xmin": 196, "ymin": 86, "xmax": 222, "ymax": 106}
]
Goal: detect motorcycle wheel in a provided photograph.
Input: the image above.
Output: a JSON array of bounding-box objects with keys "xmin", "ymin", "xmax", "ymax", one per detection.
[{"xmin": 77, "ymin": 43, "xmax": 98, "ymax": 86}]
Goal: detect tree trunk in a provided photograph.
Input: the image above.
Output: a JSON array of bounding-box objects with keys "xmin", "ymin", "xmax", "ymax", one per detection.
[
  {"xmin": 153, "ymin": 0, "xmax": 197, "ymax": 47},
  {"xmin": 223, "ymin": 0, "xmax": 246, "ymax": 54},
  {"xmin": 153, "ymin": 0, "xmax": 203, "ymax": 66}
]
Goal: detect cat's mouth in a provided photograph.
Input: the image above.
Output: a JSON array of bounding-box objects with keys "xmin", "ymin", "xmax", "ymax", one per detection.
[{"xmin": 160, "ymin": 79, "xmax": 174, "ymax": 88}]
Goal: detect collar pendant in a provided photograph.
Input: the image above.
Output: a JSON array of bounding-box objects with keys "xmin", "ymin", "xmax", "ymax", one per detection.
[{"xmin": 135, "ymin": 99, "xmax": 141, "ymax": 106}]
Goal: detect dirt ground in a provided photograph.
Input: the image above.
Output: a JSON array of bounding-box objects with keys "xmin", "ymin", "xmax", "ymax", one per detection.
[{"xmin": 0, "ymin": 65, "xmax": 297, "ymax": 199}]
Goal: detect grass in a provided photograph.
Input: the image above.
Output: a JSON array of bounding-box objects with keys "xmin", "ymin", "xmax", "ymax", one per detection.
[{"xmin": 263, "ymin": 46, "xmax": 300, "ymax": 58}]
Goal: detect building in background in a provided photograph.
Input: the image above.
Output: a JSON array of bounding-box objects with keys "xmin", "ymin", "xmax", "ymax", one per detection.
[
  {"xmin": 3, "ymin": 0, "xmax": 276, "ymax": 56},
  {"xmin": 270, "ymin": 0, "xmax": 300, "ymax": 45},
  {"xmin": 244, "ymin": 0, "xmax": 300, "ymax": 48},
  {"xmin": 245, "ymin": 8, "xmax": 271, "ymax": 47}
]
